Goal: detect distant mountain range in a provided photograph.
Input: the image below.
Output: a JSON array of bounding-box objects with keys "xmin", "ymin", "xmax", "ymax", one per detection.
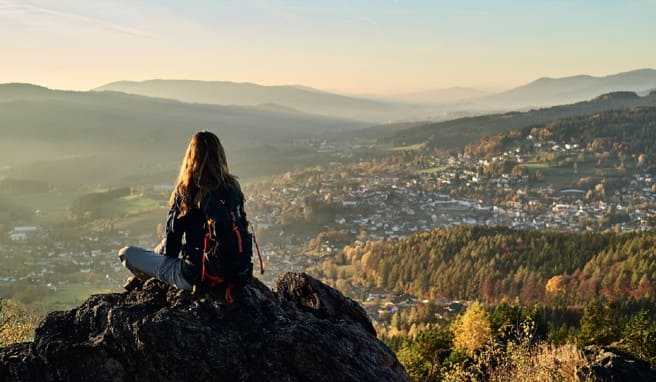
[
  {"xmin": 95, "ymin": 79, "xmax": 423, "ymax": 122},
  {"xmin": 4, "ymin": 68, "xmax": 655, "ymax": 184},
  {"xmin": 475, "ymin": 68, "xmax": 656, "ymax": 109},
  {"xmin": 378, "ymin": 90, "xmax": 656, "ymax": 149},
  {"xmin": 96, "ymin": 69, "xmax": 656, "ymax": 121},
  {"xmin": 0, "ymin": 83, "xmax": 366, "ymax": 185},
  {"xmin": 376, "ymin": 87, "xmax": 489, "ymax": 105}
]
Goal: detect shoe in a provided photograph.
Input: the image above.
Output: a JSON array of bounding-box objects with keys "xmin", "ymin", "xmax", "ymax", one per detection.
[{"xmin": 123, "ymin": 276, "xmax": 144, "ymax": 291}]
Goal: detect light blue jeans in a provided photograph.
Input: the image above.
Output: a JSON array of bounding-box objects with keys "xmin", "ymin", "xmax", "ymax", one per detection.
[{"xmin": 118, "ymin": 246, "xmax": 193, "ymax": 290}]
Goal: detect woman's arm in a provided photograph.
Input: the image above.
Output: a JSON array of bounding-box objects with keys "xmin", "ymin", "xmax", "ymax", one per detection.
[{"xmin": 162, "ymin": 197, "xmax": 185, "ymax": 257}]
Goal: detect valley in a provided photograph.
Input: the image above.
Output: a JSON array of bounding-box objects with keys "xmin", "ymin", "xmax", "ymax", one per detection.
[
  {"xmin": 3, "ymin": 99, "xmax": 656, "ymax": 314},
  {"xmin": 3, "ymin": 78, "xmax": 656, "ymax": 381},
  {"xmin": 4, "ymin": 3, "xmax": 656, "ymax": 379}
]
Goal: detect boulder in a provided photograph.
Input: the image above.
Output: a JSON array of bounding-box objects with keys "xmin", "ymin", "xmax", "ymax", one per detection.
[
  {"xmin": 577, "ymin": 345, "xmax": 656, "ymax": 382},
  {"xmin": 0, "ymin": 273, "xmax": 408, "ymax": 382}
]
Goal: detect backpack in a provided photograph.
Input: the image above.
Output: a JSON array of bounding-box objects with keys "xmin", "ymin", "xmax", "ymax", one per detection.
[{"xmin": 198, "ymin": 192, "xmax": 264, "ymax": 303}]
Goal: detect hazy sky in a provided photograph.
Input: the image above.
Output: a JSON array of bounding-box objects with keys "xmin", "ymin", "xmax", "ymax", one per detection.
[{"xmin": 1, "ymin": 0, "xmax": 655, "ymax": 93}]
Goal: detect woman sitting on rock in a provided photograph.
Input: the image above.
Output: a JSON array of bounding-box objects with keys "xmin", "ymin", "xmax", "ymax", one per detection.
[{"xmin": 118, "ymin": 131, "xmax": 262, "ymax": 297}]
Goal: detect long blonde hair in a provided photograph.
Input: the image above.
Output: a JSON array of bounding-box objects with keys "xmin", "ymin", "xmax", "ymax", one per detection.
[{"xmin": 170, "ymin": 131, "xmax": 237, "ymax": 215}]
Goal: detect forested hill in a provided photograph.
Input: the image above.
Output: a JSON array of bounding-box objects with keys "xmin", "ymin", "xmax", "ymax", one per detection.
[
  {"xmin": 383, "ymin": 91, "xmax": 656, "ymax": 149},
  {"xmin": 314, "ymin": 226, "xmax": 656, "ymax": 305},
  {"xmin": 465, "ymin": 106, "xmax": 656, "ymax": 157},
  {"xmin": 0, "ymin": 83, "xmax": 366, "ymax": 185}
]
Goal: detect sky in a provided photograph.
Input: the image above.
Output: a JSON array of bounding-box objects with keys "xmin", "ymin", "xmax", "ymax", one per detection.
[{"xmin": 1, "ymin": 0, "xmax": 655, "ymax": 94}]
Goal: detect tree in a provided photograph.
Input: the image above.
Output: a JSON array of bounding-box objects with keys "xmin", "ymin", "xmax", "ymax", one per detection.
[
  {"xmin": 489, "ymin": 303, "xmax": 525, "ymax": 340},
  {"xmin": 397, "ymin": 345, "xmax": 431, "ymax": 381},
  {"xmin": 395, "ymin": 327, "xmax": 453, "ymax": 382},
  {"xmin": 545, "ymin": 275, "xmax": 567, "ymax": 295},
  {"xmin": 451, "ymin": 302, "xmax": 492, "ymax": 356},
  {"xmin": 578, "ymin": 299, "xmax": 618, "ymax": 346},
  {"xmin": 623, "ymin": 310, "xmax": 656, "ymax": 363},
  {"xmin": 545, "ymin": 275, "xmax": 570, "ymax": 305},
  {"xmin": 0, "ymin": 299, "xmax": 38, "ymax": 347}
]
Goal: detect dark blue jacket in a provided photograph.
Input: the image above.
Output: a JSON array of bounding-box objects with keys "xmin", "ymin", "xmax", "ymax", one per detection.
[{"xmin": 161, "ymin": 182, "xmax": 245, "ymax": 283}]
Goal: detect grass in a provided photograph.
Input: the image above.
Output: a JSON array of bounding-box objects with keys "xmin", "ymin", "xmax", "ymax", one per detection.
[
  {"xmin": 111, "ymin": 208, "xmax": 166, "ymax": 237},
  {"xmin": 522, "ymin": 156, "xmax": 633, "ymax": 189},
  {"xmin": 3, "ymin": 191, "xmax": 164, "ymax": 226},
  {"xmin": 104, "ymin": 195, "xmax": 161, "ymax": 217},
  {"xmin": 39, "ymin": 282, "xmax": 117, "ymax": 312},
  {"xmin": 391, "ymin": 142, "xmax": 427, "ymax": 152},
  {"xmin": 521, "ymin": 162, "xmax": 550, "ymax": 170}
]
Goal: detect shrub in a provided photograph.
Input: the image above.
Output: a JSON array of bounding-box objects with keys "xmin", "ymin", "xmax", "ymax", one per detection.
[
  {"xmin": 0, "ymin": 299, "xmax": 39, "ymax": 346},
  {"xmin": 443, "ymin": 319, "xmax": 588, "ymax": 382}
]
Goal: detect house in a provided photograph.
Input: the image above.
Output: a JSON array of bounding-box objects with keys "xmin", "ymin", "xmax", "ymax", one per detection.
[{"xmin": 9, "ymin": 226, "xmax": 38, "ymax": 241}]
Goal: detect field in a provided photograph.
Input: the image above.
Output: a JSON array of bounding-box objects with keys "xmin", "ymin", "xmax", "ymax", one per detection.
[
  {"xmin": 1, "ymin": 190, "xmax": 164, "ymax": 226},
  {"xmin": 39, "ymin": 282, "xmax": 119, "ymax": 312},
  {"xmin": 96, "ymin": 194, "xmax": 162, "ymax": 218},
  {"xmin": 2, "ymin": 191, "xmax": 84, "ymax": 225},
  {"xmin": 390, "ymin": 142, "xmax": 427, "ymax": 152},
  {"xmin": 520, "ymin": 155, "xmax": 633, "ymax": 189}
]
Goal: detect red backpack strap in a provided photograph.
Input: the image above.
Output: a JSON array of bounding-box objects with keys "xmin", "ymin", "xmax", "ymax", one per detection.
[
  {"xmin": 253, "ymin": 230, "xmax": 265, "ymax": 275},
  {"xmin": 201, "ymin": 253, "xmax": 225, "ymax": 287},
  {"xmin": 225, "ymin": 284, "xmax": 234, "ymax": 304},
  {"xmin": 232, "ymin": 224, "xmax": 244, "ymax": 253}
]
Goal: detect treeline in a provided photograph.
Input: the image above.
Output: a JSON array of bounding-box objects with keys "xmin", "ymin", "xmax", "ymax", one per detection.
[
  {"xmin": 70, "ymin": 187, "xmax": 131, "ymax": 219},
  {"xmin": 465, "ymin": 107, "xmax": 656, "ymax": 158},
  {"xmin": 389, "ymin": 299, "xmax": 656, "ymax": 381},
  {"xmin": 315, "ymin": 226, "xmax": 656, "ymax": 305},
  {"xmin": 383, "ymin": 91, "xmax": 656, "ymax": 149},
  {"xmin": 0, "ymin": 178, "xmax": 50, "ymax": 194}
]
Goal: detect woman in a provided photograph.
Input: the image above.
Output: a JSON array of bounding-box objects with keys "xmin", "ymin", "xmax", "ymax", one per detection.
[{"xmin": 118, "ymin": 131, "xmax": 255, "ymax": 292}]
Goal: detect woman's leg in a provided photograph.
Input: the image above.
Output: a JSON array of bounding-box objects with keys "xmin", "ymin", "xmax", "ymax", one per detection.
[{"xmin": 118, "ymin": 246, "xmax": 192, "ymax": 290}]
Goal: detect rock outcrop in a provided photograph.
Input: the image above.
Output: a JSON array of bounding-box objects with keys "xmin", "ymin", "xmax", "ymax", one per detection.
[
  {"xmin": 577, "ymin": 345, "xmax": 656, "ymax": 382},
  {"xmin": 0, "ymin": 273, "xmax": 408, "ymax": 382}
]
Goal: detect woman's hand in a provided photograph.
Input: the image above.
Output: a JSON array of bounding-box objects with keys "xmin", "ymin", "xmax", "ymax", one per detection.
[{"xmin": 153, "ymin": 238, "xmax": 167, "ymax": 255}]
